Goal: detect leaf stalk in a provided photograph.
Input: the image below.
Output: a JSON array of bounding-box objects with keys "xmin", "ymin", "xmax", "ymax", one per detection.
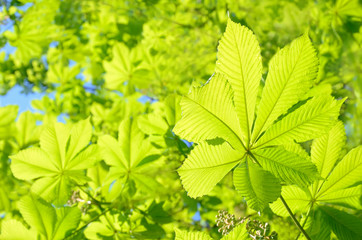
[{"xmin": 248, "ymin": 152, "xmax": 311, "ymax": 240}]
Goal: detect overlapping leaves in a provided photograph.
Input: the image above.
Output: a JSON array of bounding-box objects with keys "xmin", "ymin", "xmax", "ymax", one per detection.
[
  {"xmin": 174, "ymin": 18, "xmax": 344, "ymax": 211},
  {"xmin": 10, "ymin": 118, "xmax": 100, "ymax": 205},
  {"xmin": 98, "ymin": 117, "xmax": 161, "ymax": 200},
  {"xmin": 0, "ymin": 194, "xmax": 81, "ymax": 240},
  {"xmin": 270, "ymin": 122, "xmax": 362, "ymax": 239}
]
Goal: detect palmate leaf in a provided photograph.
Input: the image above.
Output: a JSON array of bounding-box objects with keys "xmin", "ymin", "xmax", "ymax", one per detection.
[
  {"xmin": 216, "ymin": 18, "xmax": 262, "ymax": 143},
  {"xmin": 271, "ymin": 122, "xmax": 362, "ymax": 238},
  {"xmin": 233, "ymin": 158, "xmax": 281, "ymax": 211},
  {"xmin": 11, "ymin": 118, "xmax": 100, "ymax": 205},
  {"xmin": 98, "ymin": 117, "xmax": 161, "ymax": 199},
  {"xmin": 103, "ymin": 42, "xmax": 150, "ymax": 91},
  {"xmin": 178, "ymin": 141, "xmax": 244, "ymax": 198},
  {"xmin": 173, "ymin": 73, "xmax": 245, "ymax": 150},
  {"xmin": 174, "ymin": 18, "xmax": 344, "ymax": 212},
  {"xmin": 252, "ymin": 33, "xmax": 318, "ymax": 142}
]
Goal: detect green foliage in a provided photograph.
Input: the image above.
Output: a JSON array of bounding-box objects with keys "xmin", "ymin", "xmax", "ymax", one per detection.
[
  {"xmin": 270, "ymin": 122, "xmax": 362, "ymax": 239},
  {"xmin": 10, "ymin": 118, "xmax": 100, "ymax": 205},
  {"xmin": 175, "ymin": 222, "xmax": 249, "ymax": 240},
  {"xmin": 0, "ymin": 0, "xmax": 361, "ymax": 239},
  {"xmin": 174, "ymin": 18, "xmax": 343, "ymax": 212}
]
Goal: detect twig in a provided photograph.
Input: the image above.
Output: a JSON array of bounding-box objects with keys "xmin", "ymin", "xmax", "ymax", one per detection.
[{"xmin": 280, "ymin": 196, "xmax": 311, "ymax": 240}]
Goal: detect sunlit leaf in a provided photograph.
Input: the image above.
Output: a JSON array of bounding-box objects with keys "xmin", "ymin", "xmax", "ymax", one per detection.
[
  {"xmin": 11, "ymin": 118, "xmax": 100, "ymax": 204},
  {"xmin": 233, "ymin": 158, "xmax": 281, "ymax": 211}
]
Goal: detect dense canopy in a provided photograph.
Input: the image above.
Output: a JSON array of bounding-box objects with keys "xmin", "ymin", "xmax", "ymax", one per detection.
[{"xmin": 0, "ymin": 0, "xmax": 361, "ymax": 239}]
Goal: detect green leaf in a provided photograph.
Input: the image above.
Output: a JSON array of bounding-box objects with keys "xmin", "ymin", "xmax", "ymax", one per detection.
[
  {"xmin": 252, "ymin": 33, "xmax": 318, "ymax": 142},
  {"xmin": 303, "ymin": 210, "xmax": 331, "ymax": 240},
  {"xmin": 147, "ymin": 201, "xmax": 172, "ymax": 224},
  {"xmin": 11, "ymin": 118, "xmax": 100, "ymax": 204},
  {"xmin": 103, "ymin": 43, "xmax": 150, "ymax": 90},
  {"xmin": 318, "ymin": 186, "xmax": 362, "ymax": 209},
  {"xmin": 0, "ymin": 105, "xmax": 18, "ymax": 139},
  {"xmin": 14, "ymin": 111, "xmax": 41, "ymax": 149},
  {"xmin": 253, "ymin": 147, "xmax": 319, "ymax": 187},
  {"xmin": 98, "ymin": 117, "xmax": 160, "ymax": 198},
  {"xmin": 221, "ymin": 223, "xmax": 249, "ymax": 240},
  {"xmin": 39, "ymin": 121, "xmax": 71, "ymax": 168},
  {"xmin": 137, "ymin": 113, "xmax": 169, "ymax": 135},
  {"xmin": 10, "ymin": 147, "xmax": 58, "ymax": 179},
  {"xmin": 173, "ymin": 73, "xmax": 245, "ymax": 150},
  {"xmin": 233, "ymin": 159, "xmax": 281, "ymax": 211},
  {"xmin": 318, "ymin": 146, "xmax": 362, "ymax": 197},
  {"xmin": 46, "ymin": 61, "xmax": 80, "ymax": 84},
  {"xmin": 216, "ymin": 18, "xmax": 262, "ymax": 143},
  {"xmin": 174, "ymin": 228, "xmax": 212, "ymax": 240},
  {"xmin": 311, "ymin": 121, "xmax": 346, "ymax": 180},
  {"xmin": 269, "ymin": 185, "xmax": 310, "ymax": 217},
  {"xmin": 18, "ymin": 194, "xmax": 56, "ymax": 239},
  {"xmin": 52, "ymin": 207, "xmax": 81, "ymax": 240},
  {"xmin": 255, "ymin": 96, "xmax": 344, "ymax": 148},
  {"xmin": 0, "ymin": 219, "xmax": 37, "ymax": 240},
  {"xmin": 271, "ymin": 125, "xmax": 362, "ymax": 238},
  {"xmin": 320, "ymin": 205, "xmax": 362, "ymax": 239},
  {"xmin": 65, "ymin": 118, "xmax": 93, "ymax": 165},
  {"xmin": 84, "ymin": 221, "xmax": 114, "ymax": 239},
  {"xmin": 178, "ymin": 141, "xmax": 244, "ymax": 198}
]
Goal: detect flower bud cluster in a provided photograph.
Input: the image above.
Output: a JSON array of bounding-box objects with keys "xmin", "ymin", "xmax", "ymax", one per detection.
[
  {"xmin": 215, "ymin": 210, "xmax": 278, "ymax": 239},
  {"xmin": 215, "ymin": 210, "xmax": 246, "ymax": 235},
  {"xmin": 247, "ymin": 219, "xmax": 278, "ymax": 240},
  {"xmin": 67, "ymin": 190, "xmax": 92, "ymax": 213}
]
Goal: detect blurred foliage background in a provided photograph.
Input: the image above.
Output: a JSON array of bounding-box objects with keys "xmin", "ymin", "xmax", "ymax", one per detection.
[{"xmin": 0, "ymin": 0, "xmax": 361, "ymax": 239}]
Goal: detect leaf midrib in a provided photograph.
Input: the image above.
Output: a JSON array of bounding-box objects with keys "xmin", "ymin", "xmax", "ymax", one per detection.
[
  {"xmin": 253, "ymin": 40, "xmax": 306, "ymax": 142},
  {"xmin": 320, "ymin": 206, "xmax": 361, "ymax": 235},
  {"xmin": 254, "ymin": 151, "xmax": 312, "ymax": 176},
  {"xmin": 318, "ymin": 192, "xmax": 361, "ymax": 201},
  {"xmin": 30, "ymin": 195, "xmax": 51, "ymax": 238},
  {"xmin": 255, "ymin": 100, "xmax": 336, "ymax": 148},
  {"xmin": 313, "ymin": 134, "xmax": 331, "ymax": 197},
  {"xmin": 316, "ymin": 160, "xmax": 362, "ymax": 198},
  {"xmin": 179, "ymin": 156, "xmax": 244, "ymax": 171},
  {"xmin": 185, "ymin": 96, "xmax": 246, "ymax": 151},
  {"xmin": 15, "ymin": 157, "xmax": 58, "ymax": 174},
  {"xmin": 231, "ymin": 23, "xmax": 251, "ymax": 146}
]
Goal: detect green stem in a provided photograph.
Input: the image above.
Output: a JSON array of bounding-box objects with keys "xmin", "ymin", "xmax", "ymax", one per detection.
[
  {"xmin": 296, "ymin": 203, "xmax": 314, "ymax": 240},
  {"xmin": 248, "ymin": 152, "xmax": 311, "ymax": 240},
  {"xmin": 280, "ymin": 196, "xmax": 311, "ymax": 240},
  {"xmin": 77, "ymin": 185, "xmax": 112, "ymax": 206}
]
